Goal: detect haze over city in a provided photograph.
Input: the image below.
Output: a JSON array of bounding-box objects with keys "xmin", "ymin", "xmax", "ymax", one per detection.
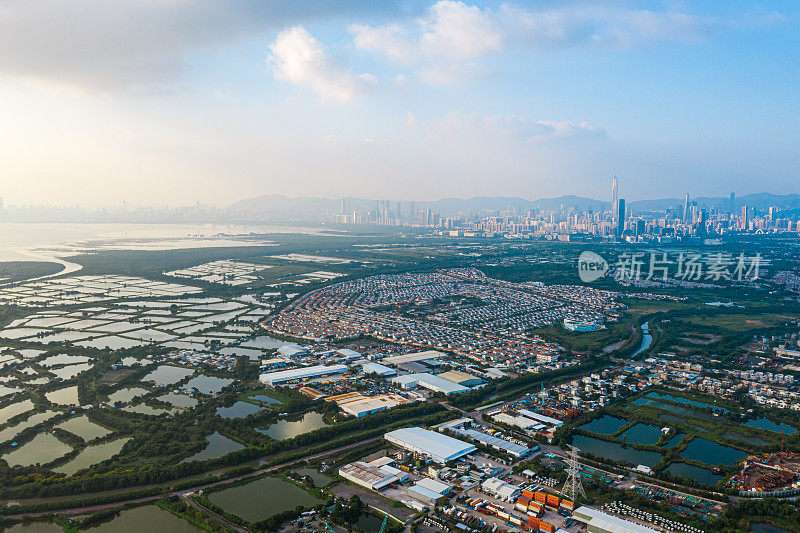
[
  {"xmin": 1, "ymin": 0, "xmax": 798, "ymax": 207},
  {"xmin": 4, "ymin": 3, "xmax": 800, "ymax": 533}
]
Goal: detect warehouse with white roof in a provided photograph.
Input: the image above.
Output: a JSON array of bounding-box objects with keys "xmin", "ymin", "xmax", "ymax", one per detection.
[
  {"xmin": 339, "ymin": 461, "xmax": 398, "ymax": 491},
  {"xmin": 383, "ymin": 350, "xmax": 446, "ymax": 365},
  {"xmin": 385, "ymin": 427, "xmax": 477, "ymax": 464},
  {"xmin": 390, "ymin": 373, "xmax": 469, "ymax": 395},
  {"xmin": 362, "ymin": 362, "xmax": 397, "ymax": 376},
  {"xmin": 259, "ymin": 364, "xmax": 348, "ymax": 386},
  {"xmin": 518, "ymin": 408, "xmax": 563, "ymax": 427},
  {"xmin": 572, "ymin": 507, "xmax": 661, "ymax": 533}
]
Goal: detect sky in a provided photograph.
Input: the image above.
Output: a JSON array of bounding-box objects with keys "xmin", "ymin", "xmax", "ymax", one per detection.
[{"xmin": 0, "ymin": 0, "xmax": 798, "ymax": 207}]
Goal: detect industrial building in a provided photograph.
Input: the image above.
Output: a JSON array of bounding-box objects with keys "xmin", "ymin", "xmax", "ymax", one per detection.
[
  {"xmin": 481, "ymin": 477, "xmax": 521, "ymax": 502},
  {"xmin": 385, "ymin": 427, "xmax": 477, "ymax": 464},
  {"xmin": 259, "ymin": 364, "xmax": 348, "ymax": 386},
  {"xmin": 408, "ymin": 478, "xmax": 452, "ymax": 505},
  {"xmin": 492, "ymin": 412, "xmax": 546, "ymax": 431},
  {"xmin": 572, "ymin": 507, "xmax": 660, "ymax": 533},
  {"xmin": 390, "ymin": 373, "xmax": 469, "ymax": 395},
  {"xmin": 517, "ymin": 408, "xmax": 563, "ymax": 427},
  {"xmin": 328, "ymin": 393, "xmax": 410, "ymax": 417},
  {"xmin": 339, "ymin": 461, "xmax": 398, "ymax": 491},
  {"xmin": 383, "ymin": 350, "xmax": 446, "ymax": 366},
  {"xmin": 437, "ymin": 370, "xmax": 486, "ymax": 387},
  {"xmin": 455, "ymin": 427, "xmax": 532, "ymax": 458},
  {"xmin": 277, "ymin": 344, "xmax": 310, "ymax": 358},
  {"xmin": 361, "ymin": 362, "xmax": 397, "ymax": 376}
]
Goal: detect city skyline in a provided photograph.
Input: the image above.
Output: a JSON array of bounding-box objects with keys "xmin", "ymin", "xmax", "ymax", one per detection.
[{"xmin": 0, "ymin": 1, "xmax": 798, "ymax": 206}]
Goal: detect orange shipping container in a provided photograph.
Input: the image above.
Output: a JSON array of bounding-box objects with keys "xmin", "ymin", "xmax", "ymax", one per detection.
[
  {"xmin": 546, "ymin": 495, "xmax": 560, "ymax": 507},
  {"xmin": 534, "ymin": 491, "xmax": 547, "ymax": 504},
  {"xmin": 539, "ymin": 521, "xmax": 555, "ymax": 533},
  {"xmin": 527, "ymin": 517, "xmax": 540, "ymax": 528},
  {"xmin": 522, "ymin": 489, "xmax": 535, "ymax": 500}
]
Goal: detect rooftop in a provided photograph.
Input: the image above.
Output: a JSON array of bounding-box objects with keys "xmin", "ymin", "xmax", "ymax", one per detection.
[{"xmin": 385, "ymin": 427, "xmax": 476, "ymax": 462}]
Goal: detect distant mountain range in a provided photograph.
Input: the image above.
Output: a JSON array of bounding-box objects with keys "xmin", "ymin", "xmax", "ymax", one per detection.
[{"xmin": 228, "ymin": 193, "xmax": 800, "ymax": 217}]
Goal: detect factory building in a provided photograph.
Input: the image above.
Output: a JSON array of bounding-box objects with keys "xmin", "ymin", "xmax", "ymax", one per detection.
[
  {"xmin": 481, "ymin": 477, "xmax": 521, "ymax": 502},
  {"xmin": 437, "ymin": 370, "xmax": 486, "ymax": 387},
  {"xmin": 572, "ymin": 507, "xmax": 660, "ymax": 533},
  {"xmin": 259, "ymin": 364, "xmax": 348, "ymax": 386},
  {"xmin": 517, "ymin": 408, "xmax": 563, "ymax": 427},
  {"xmin": 361, "ymin": 362, "xmax": 397, "ymax": 376},
  {"xmin": 407, "ymin": 478, "xmax": 452, "ymax": 505},
  {"xmin": 383, "ymin": 350, "xmax": 446, "ymax": 366},
  {"xmin": 390, "ymin": 373, "xmax": 469, "ymax": 395},
  {"xmin": 385, "ymin": 427, "xmax": 477, "ymax": 464},
  {"xmin": 492, "ymin": 412, "xmax": 546, "ymax": 431},
  {"xmin": 328, "ymin": 393, "xmax": 410, "ymax": 417},
  {"xmin": 339, "ymin": 461, "xmax": 398, "ymax": 491}
]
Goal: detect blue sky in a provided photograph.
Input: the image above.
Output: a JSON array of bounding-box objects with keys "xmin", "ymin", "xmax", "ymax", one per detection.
[{"xmin": 0, "ymin": 0, "xmax": 797, "ymax": 206}]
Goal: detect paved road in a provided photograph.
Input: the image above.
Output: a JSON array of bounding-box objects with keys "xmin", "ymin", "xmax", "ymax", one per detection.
[{"xmin": 3, "ymin": 436, "xmax": 382, "ymax": 521}]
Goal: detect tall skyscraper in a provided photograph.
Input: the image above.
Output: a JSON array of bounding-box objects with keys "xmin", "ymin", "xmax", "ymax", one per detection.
[
  {"xmin": 611, "ymin": 175, "xmax": 619, "ymax": 225},
  {"xmin": 617, "ymin": 198, "xmax": 626, "ymax": 237},
  {"xmin": 683, "ymin": 193, "xmax": 690, "ymax": 222}
]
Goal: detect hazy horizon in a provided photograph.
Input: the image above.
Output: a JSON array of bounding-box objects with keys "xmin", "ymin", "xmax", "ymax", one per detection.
[{"xmin": 1, "ymin": 1, "xmax": 798, "ymax": 206}]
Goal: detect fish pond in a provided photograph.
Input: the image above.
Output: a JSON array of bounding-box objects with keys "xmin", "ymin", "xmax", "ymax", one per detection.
[
  {"xmin": 257, "ymin": 411, "xmax": 328, "ymax": 440},
  {"xmin": 56, "ymin": 415, "xmax": 112, "ymax": 441},
  {"xmin": 3, "ymin": 433, "xmax": 72, "ymax": 467},
  {"xmin": 572, "ymin": 435, "xmax": 662, "ymax": 467},
  {"xmin": 54, "ymin": 437, "xmax": 131, "ymax": 475},
  {"xmin": 45, "ymin": 386, "xmax": 79, "ymax": 406},
  {"xmin": 142, "ymin": 365, "xmax": 194, "ymax": 386},
  {"xmin": 619, "ymin": 424, "xmax": 662, "ymax": 445},
  {"xmin": 681, "ymin": 438, "xmax": 747, "ymax": 466},
  {"xmin": 207, "ymin": 476, "xmax": 323, "ymax": 523},
  {"xmin": 184, "ymin": 375, "xmax": 233, "ymax": 395},
  {"xmin": 665, "ymin": 462, "xmax": 723, "ymax": 486},
  {"xmin": 84, "ymin": 505, "xmax": 204, "ymax": 532},
  {"xmin": 578, "ymin": 415, "xmax": 628, "ymax": 435},
  {"xmin": 181, "ymin": 431, "xmax": 244, "ymax": 463},
  {"xmin": 743, "ymin": 417, "xmax": 797, "ymax": 435},
  {"xmin": 216, "ymin": 401, "xmax": 263, "ymax": 419}
]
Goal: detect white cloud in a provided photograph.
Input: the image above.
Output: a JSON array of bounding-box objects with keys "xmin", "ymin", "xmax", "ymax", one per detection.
[
  {"xmin": 350, "ymin": 23, "xmax": 416, "ymax": 64},
  {"xmin": 350, "ymin": 1, "xmax": 778, "ymax": 84},
  {"xmin": 0, "ymin": 0, "xmax": 386, "ymax": 91},
  {"xmin": 498, "ymin": 5, "xmax": 709, "ymax": 49},
  {"xmin": 404, "ymin": 110, "xmax": 416, "ymax": 127},
  {"xmin": 419, "ymin": 1, "xmax": 502, "ymax": 62},
  {"xmin": 269, "ymin": 26, "xmax": 375, "ymax": 102},
  {"xmin": 350, "ymin": 1, "xmax": 501, "ymax": 83},
  {"xmin": 427, "ymin": 112, "xmax": 606, "ymax": 142}
]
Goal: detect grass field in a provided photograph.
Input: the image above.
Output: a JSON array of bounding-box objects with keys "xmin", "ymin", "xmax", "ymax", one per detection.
[{"xmin": 681, "ymin": 313, "xmax": 795, "ymax": 331}]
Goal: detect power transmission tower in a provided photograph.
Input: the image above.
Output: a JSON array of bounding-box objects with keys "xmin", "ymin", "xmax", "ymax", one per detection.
[{"xmin": 561, "ymin": 445, "xmax": 586, "ymax": 502}]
